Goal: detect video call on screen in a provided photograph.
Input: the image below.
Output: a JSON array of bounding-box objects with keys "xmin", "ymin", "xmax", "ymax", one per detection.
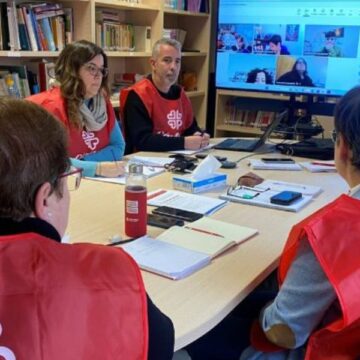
[{"xmin": 216, "ymin": 0, "xmax": 360, "ymax": 96}]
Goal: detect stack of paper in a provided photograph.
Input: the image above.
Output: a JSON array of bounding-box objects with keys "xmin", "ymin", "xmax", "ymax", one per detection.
[
  {"xmin": 300, "ymin": 161, "xmax": 336, "ymax": 173},
  {"xmin": 130, "ymin": 156, "xmax": 174, "ymax": 167},
  {"xmin": 86, "ymin": 165, "xmax": 165, "ymax": 185},
  {"xmin": 249, "ymin": 159, "xmax": 302, "ymax": 171},
  {"xmin": 121, "ymin": 218, "xmax": 258, "ymax": 279},
  {"xmin": 147, "ymin": 189, "xmax": 227, "ymax": 215}
]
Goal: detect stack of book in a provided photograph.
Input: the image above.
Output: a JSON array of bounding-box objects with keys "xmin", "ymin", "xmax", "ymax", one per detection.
[
  {"xmin": 223, "ymin": 99, "xmax": 275, "ymax": 128},
  {"xmin": 0, "ymin": 1, "xmax": 73, "ymax": 52},
  {"xmin": 95, "ymin": 9, "xmax": 151, "ymax": 52},
  {"xmin": 163, "ymin": 28, "xmax": 187, "ymax": 46}
]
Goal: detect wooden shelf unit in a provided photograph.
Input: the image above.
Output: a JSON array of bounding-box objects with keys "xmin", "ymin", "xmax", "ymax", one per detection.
[{"xmin": 0, "ymin": 0, "xmax": 211, "ymax": 127}]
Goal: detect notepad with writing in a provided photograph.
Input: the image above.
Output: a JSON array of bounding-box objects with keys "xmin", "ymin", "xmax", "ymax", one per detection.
[{"xmin": 157, "ymin": 218, "xmax": 258, "ymax": 258}]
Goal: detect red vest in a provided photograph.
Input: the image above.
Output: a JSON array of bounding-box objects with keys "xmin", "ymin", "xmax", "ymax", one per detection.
[
  {"xmin": 0, "ymin": 233, "xmax": 148, "ymax": 360},
  {"xmin": 120, "ymin": 78, "xmax": 193, "ymax": 137},
  {"xmin": 27, "ymin": 87, "xmax": 116, "ymax": 159},
  {"xmin": 252, "ymin": 195, "xmax": 360, "ymax": 359}
]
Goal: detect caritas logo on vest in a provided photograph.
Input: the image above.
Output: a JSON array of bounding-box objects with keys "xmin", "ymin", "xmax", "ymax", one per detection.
[{"xmin": 159, "ymin": 110, "xmax": 183, "ymax": 137}]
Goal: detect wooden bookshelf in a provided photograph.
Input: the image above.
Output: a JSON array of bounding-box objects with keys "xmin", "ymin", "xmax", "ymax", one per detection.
[
  {"xmin": 214, "ymin": 89, "xmax": 291, "ymax": 137},
  {"xmin": 0, "ymin": 0, "xmax": 211, "ymax": 127}
]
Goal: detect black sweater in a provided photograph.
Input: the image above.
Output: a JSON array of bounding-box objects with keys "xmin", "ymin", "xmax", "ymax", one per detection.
[
  {"xmin": 0, "ymin": 217, "xmax": 175, "ymax": 360},
  {"xmin": 123, "ymin": 77, "xmax": 200, "ymax": 153}
]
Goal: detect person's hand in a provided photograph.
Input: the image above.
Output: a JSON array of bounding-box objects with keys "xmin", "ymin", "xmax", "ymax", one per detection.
[
  {"xmin": 193, "ymin": 131, "xmax": 210, "ymax": 148},
  {"xmin": 96, "ymin": 161, "xmax": 126, "ymax": 177},
  {"xmin": 184, "ymin": 135, "xmax": 203, "ymax": 150}
]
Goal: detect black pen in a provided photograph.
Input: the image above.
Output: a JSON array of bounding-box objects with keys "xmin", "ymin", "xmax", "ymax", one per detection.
[{"xmin": 107, "ymin": 237, "xmax": 138, "ymax": 246}]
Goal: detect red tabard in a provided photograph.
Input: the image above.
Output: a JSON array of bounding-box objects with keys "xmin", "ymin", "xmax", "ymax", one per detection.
[
  {"xmin": 0, "ymin": 233, "xmax": 148, "ymax": 360},
  {"xmin": 27, "ymin": 87, "xmax": 116, "ymax": 159},
  {"xmin": 120, "ymin": 78, "xmax": 193, "ymax": 137},
  {"xmin": 251, "ymin": 195, "xmax": 360, "ymax": 359}
]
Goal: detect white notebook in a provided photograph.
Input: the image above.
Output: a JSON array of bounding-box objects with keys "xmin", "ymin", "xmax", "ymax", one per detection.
[
  {"xmin": 122, "ymin": 236, "xmax": 211, "ymax": 280},
  {"xmin": 249, "ymin": 159, "xmax": 302, "ymax": 171}
]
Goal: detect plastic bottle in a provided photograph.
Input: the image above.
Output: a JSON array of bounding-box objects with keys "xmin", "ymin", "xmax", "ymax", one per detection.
[{"xmin": 125, "ymin": 164, "xmax": 147, "ymax": 237}]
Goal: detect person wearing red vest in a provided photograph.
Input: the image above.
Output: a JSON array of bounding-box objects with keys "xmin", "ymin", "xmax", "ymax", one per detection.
[
  {"xmin": 187, "ymin": 87, "xmax": 360, "ymax": 360},
  {"xmin": 28, "ymin": 40, "xmax": 126, "ymax": 178},
  {"xmin": 0, "ymin": 98, "xmax": 174, "ymax": 360},
  {"xmin": 120, "ymin": 38, "xmax": 210, "ymax": 153}
]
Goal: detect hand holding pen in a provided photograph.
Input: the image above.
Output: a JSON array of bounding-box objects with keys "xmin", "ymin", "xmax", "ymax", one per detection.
[{"xmin": 95, "ymin": 161, "xmax": 126, "ymax": 177}]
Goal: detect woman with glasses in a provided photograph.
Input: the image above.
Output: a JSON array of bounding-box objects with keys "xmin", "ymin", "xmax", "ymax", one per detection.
[
  {"xmin": 27, "ymin": 40, "xmax": 125, "ymax": 178},
  {"xmin": 0, "ymin": 98, "xmax": 174, "ymax": 359}
]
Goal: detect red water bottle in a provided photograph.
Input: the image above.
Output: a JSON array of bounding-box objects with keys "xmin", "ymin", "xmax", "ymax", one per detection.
[{"xmin": 125, "ymin": 164, "xmax": 147, "ymax": 237}]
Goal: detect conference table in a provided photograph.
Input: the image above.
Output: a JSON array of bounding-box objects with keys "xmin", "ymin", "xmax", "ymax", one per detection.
[{"xmin": 67, "ymin": 146, "xmax": 346, "ymax": 351}]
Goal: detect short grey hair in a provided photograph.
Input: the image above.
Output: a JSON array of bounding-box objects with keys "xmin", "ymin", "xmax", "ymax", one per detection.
[{"xmin": 152, "ymin": 38, "xmax": 182, "ymax": 58}]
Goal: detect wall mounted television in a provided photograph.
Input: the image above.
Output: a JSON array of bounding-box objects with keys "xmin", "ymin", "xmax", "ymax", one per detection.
[{"xmin": 216, "ymin": 0, "xmax": 360, "ymax": 97}]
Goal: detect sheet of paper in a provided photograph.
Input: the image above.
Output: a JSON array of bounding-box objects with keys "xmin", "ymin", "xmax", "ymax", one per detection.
[
  {"xmin": 130, "ymin": 156, "xmax": 174, "ymax": 167},
  {"xmin": 259, "ymin": 179, "xmax": 322, "ymax": 197},
  {"xmin": 249, "ymin": 159, "xmax": 302, "ymax": 171},
  {"xmin": 86, "ymin": 166, "xmax": 165, "ymax": 185},
  {"xmin": 147, "ymin": 189, "xmax": 227, "ymax": 215},
  {"xmin": 169, "ymin": 143, "xmax": 215, "ymax": 155},
  {"xmin": 157, "ymin": 226, "xmax": 234, "ymax": 258},
  {"xmin": 187, "ymin": 217, "xmax": 258, "ymax": 245},
  {"xmin": 300, "ymin": 161, "xmax": 337, "ymax": 173}
]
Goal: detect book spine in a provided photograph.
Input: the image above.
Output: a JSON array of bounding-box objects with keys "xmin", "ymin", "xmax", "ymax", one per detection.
[{"xmin": 39, "ymin": 17, "xmax": 56, "ymax": 51}]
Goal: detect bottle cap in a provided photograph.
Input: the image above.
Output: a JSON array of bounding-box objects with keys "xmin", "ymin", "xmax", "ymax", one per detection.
[{"xmin": 129, "ymin": 163, "xmax": 143, "ymax": 174}]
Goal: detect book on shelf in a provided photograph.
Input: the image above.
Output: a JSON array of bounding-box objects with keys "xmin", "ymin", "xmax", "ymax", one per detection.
[
  {"xmin": 0, "ymin": 65, "xmax": 31, "ymax": 98},
  {"xmin": 256, "ymin": 111, "xmax": 275, "ymax": 127},
  {"xmin": 38, "ymin": 61, "xmax": 55, "ymax": 92},
  {"xmin": 163, "ymin": 28, "xmax": 186, "ymax": 46},
  {"xmin": 121, "ymin": 218, "xmax": 258, "ymax": 279},
  {"xmin": 133, "ymin": 25, "xmax": 151, "ymax": 52}
]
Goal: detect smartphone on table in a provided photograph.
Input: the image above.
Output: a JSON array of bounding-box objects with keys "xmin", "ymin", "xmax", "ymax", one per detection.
[
  {"xmin": 152, "ymin": 206, "xmax": 203, "ymax": 222},
  {"xmin": 270, "ymin": 191, "xmax": 302, "ymax": 206},
  {"xmin": 147, "ymin": 213, "xmax": 184, "ymax": 229},
  {"xmin": 261, "ymin": 158, "xmax": 295, "ymax": 164}
]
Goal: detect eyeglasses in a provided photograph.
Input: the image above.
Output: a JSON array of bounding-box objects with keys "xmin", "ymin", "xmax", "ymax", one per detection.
[
  {"xmin": 227, "ymin": 185, "xmax": 270, "ymax": 200},
  {"xmin": 331, "ymin": 129, "xmax": 337, "ymax": 143},
  {"xmin": 59, "ymin": 166, "xmax": 83, "ymax": 191},
  {"xmin": 83, "ymin": 63, "xmax": 109, "ymax": 78}
]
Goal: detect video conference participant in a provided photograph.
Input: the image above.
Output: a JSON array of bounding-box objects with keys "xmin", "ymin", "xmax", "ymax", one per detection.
[
  {"xmin": 246, "ymin": 68, "xmax": 273, "ymax": 84},
  {"xmin": 268, "ymin": 34, "xmax": 290, "ymax": 55},
  {"xmin": 320, "ymin": 31, "xmax": 342, "ymax": 57},
  {"xmin": 27, "ymin": 40, "xmax": 125, "ymax": 178},
  {"xmin": 276, "ymin": 58, "xmax": 314, "ymax": 87},
  {"xmin": 187, "ymin": 87, "xmax": 360, "ymax": 360},
  {"xmin": 0, "ymin": 98, "xmax": 174, "ymax": 360},
  {"xmin": 121, "ymin": 38, "xmax": 210, "ymax": 153}
]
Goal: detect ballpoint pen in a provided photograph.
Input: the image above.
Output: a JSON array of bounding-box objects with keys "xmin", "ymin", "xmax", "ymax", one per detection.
[
  {"xmin": 184, "ymin": 226, "xmax": 224, "ymax": 238},
  {"xmin": 107, "ymin": 237, "xmax": 138, "ymax": 246}
]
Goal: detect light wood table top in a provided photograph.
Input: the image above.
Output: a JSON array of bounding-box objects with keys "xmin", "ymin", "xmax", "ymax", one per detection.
[{"xmin": 67, "ymin": 149, "xmax": 346, "ymax": 350}]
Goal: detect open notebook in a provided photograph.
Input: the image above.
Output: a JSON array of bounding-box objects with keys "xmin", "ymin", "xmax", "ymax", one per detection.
[{"xmin": 121, "ymin": 218, "xmax": 258, "ymax": 280}]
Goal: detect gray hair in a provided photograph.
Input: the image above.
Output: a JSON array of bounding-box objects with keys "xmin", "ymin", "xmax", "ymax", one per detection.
[{"xmin": 152, "ymin": 38, "xmax": 182, "ymax": 58}]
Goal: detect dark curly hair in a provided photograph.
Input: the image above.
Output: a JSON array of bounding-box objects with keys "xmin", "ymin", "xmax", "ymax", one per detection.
[
  {"xmin": 246, "ymin": 68, "xmax": 273, "ymax": 84},
  {"xmin": 55, "ymin": 40, "xmax": 110, "ymax": 128}
]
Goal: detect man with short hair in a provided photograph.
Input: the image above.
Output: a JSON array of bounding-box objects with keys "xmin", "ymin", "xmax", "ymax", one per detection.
[
  {"xmin": 268, "ymin": 34, "xmax": 290, "ymax": 55},
  {"xmin": 121, "ymin": 38, "xmax": 210, "ymax": 153}
]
